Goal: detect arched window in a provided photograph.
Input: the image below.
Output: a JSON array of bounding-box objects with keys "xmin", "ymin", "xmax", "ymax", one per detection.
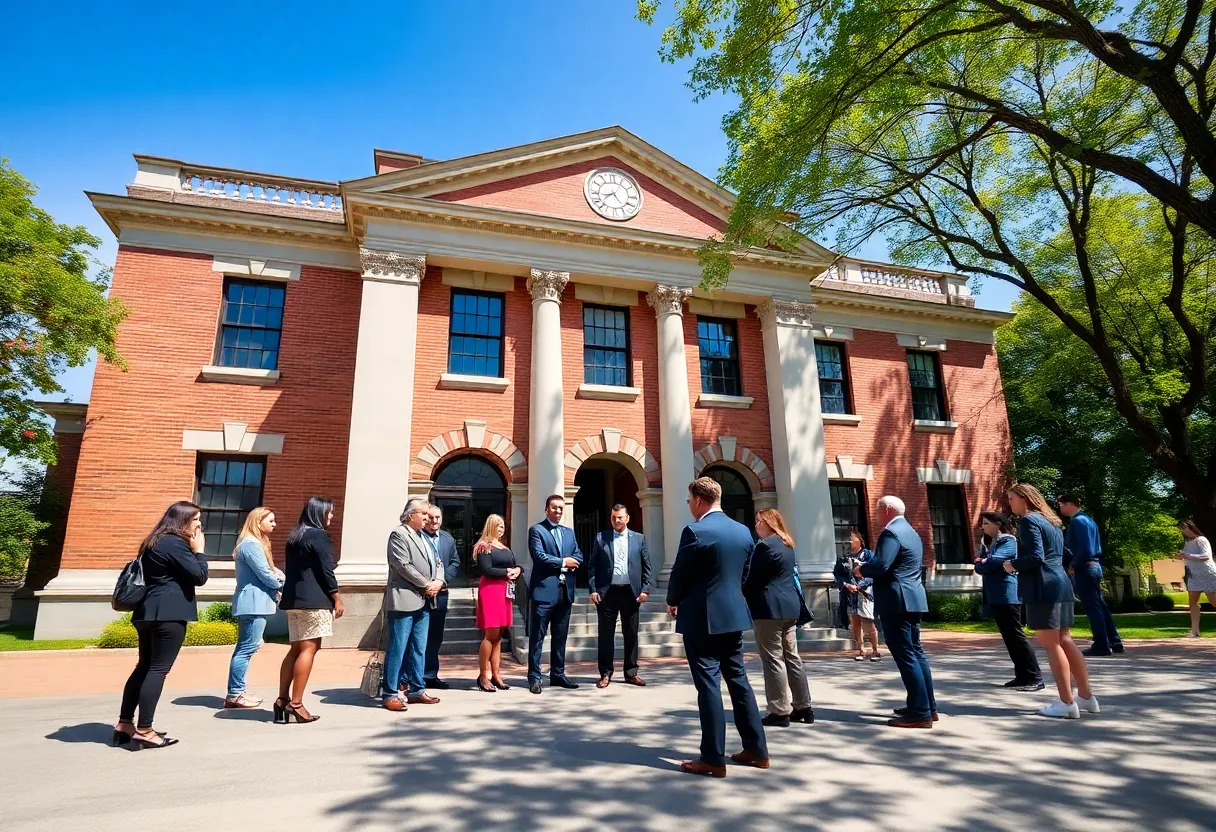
[
  {"xmin": 434, "ymin": 456, "xmax": 505, "ymax": 490},
  {"xmin": 430, "ymin": 455, "xmax": 507, "ymax": 586},
  {"xmin": 705, "ymin": 465, "xmax": 755, "ymax": 533}
]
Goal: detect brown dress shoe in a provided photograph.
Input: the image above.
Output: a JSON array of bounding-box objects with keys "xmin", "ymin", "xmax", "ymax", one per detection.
[
  {"xmin": 893, "ymin": 707, "xmax": 939, "ymax": 722},
  {"xmin": 730, "ymin": 750, "xmax": 771, "ymax": 769},
  {"xmin": 407, "ymin": 693, "xmax": 440, "ymax": 705},
  {"xmin": 887, "ymin": 717, "xmax": 933, "ymax": 729},
  {"xmin": 596, "ymin": 676, "xmax": 611, "ymax": 689},
  {"xmin": 383, "ymin": 697, "xmax": 407, "ymax": 712},
  {"xmin": 623, "ymin": 676, "xmax": 646, "ymax": 686},
  {"xmin": 680, "ymin": 759, "xmax": 727, "ymax": 778}
]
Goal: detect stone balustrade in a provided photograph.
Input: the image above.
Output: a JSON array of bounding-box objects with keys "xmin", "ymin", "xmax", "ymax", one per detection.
[
  {"xmin": 133, "ymin": 156, "xmax": 342, "ymax": 212},
  {"xmin": 820, "ymin": 260, "xmax": 975, "ymax": 307}
]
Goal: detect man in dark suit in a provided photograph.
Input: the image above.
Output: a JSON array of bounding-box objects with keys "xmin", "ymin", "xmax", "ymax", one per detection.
[
  {"xmin": 666, "ymin": 477, "xmax": 769, "ymax": 778},
  {"xmin": 589, "ymin": 504, "xmax": 653, "ymax": 688},
  {"xmin": 423, "ymin": 505, "xmax": 460, "ymax": 690},
  {"xmin": 859, "ymin": 495, "xmax": 937, "ymax": 728},
  {"xmin": 526, "ymin": 494, "xmax": 584, "ymax": 695}
]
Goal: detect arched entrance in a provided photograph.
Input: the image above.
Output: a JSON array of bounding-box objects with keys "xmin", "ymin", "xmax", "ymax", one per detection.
[
  {"xmin": 572, "ymin": 460, "xmax": 643, "ymax": 588},
  {"xmin": 705, "ymin": 465, "xmax": 756, "ymax": 535},
  {"xmin": 430, "ymin": 455, "xmax": 507, "ymax": 586}
]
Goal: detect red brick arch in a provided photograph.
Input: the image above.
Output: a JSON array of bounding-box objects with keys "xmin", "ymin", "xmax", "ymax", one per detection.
[{"xmin": 411, "ymin": 420, "xmax": 527, "ymax": 483}]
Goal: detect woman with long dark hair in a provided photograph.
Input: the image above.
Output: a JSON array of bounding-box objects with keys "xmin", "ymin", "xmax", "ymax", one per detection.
[
  {"xmin": 973, "ymin": 511, "xmax": 1042, "ymax": 690},
  {"xmin": 277, "ymin": 497, "xmax": 344, "ymax": 724},
  {"xmin": 113, "ymin": 500, "xmax": 209, "ymax": 749}
]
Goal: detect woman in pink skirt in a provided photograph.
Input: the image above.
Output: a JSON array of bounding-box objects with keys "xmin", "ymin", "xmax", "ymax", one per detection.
[{"xmin": 473, "ymin": 514, "xmax": 520, "ymax": 692}]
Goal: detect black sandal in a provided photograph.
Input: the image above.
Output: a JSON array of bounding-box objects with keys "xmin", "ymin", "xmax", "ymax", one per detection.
[
  {"xmin": 491, "ymin": 678, "xmax": 511, "ymax": 690},
  {"xmin": 477, "ymin": 676, "xmax": 497, "ymax": 693},
  {"xmin": 129, "ymin": 732, "xmax": 179, "ymax": 750}
]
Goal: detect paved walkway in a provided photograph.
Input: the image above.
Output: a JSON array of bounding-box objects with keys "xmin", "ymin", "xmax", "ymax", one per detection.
[{"xmin": 2, "ymin": 636, "xmax": 1213, "ymax": 831}]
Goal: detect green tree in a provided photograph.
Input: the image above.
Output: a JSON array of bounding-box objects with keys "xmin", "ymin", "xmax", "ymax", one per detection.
[
  {"xmin": 0, "ymin": 465, "xmax": 49, "ymax": 584},
  {"xmin": 641, "ymin": 0, "xmax": 1216, "ymax": 530},
  {"xmin": 0, "ymin": 158, "xmax": 126, "ymax": 464}
]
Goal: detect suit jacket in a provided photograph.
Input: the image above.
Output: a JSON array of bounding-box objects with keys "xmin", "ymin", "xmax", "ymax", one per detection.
[
  {"xmin": 528, "ymin": 520, "xmax": 584, "ymax": 604},
  {"xmin": 385, "ymin": 524, "xmax": 443, "ymax": 613},
  {"xmin": 665, "ymin": 510, "xmax": 754, "ymax": 637},
  {"xmin": 280, "ymin": 528, "xmax": 339, "ymax": 611},
  {"xmin": 1010, "ymin": 513, "xmax": 1073, "ymax": 604},
  {"xmin": 424, "ymin": 529, "xmax": 460, "ymax": 592},
  {"xmin": 232, "ymin": 537, "xmax": 284, "ymax": 616},
  {"xmin": 588, "ymin": 528, "xmax": 652, "ymax": 598},
  {"xmin": 743, "ymin": 536, "xmax": 802, "ymax": 621},
  {"xmin": 133, "ymin": 535, "xmax": 209, "ymax": 622},
  {"xmin": 859, "ymin": 516, "xmax": 929, "ymax": 618},
  {"xmin": 973, "ymin": 535, "xmax": 1021, "ymax": 606}
]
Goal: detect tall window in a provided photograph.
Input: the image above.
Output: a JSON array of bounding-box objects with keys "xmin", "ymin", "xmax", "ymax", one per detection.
[
  {"xmin": 829, "ymin": 482, "xmax": 869, "ymax": 555},
  {"xmin": 195, "ymin": 455, "xmax": 266, "ymax": 558},
  {"xmin": 927, "ymin": 485, "xmax": 970, "ymax": 564},
  {"xmin": 697, "ymin": 317, "xmax": 742, "ymax": 396},
  {"xmin": 907, "ymin": 351, "xmax": 947, "ymax": 421},
  {"xmin": 448, "ymin": 289, "xmax": 504, "ymax": 377},
  {"xmin": 217, "ymin": 279, "xmax": 285, "ymax": 370},
  {"xmin": 583, "ymin": 304, "xmax": 630, "ymax": 386},
  {"xmin": 816, "ymin": 342, "xmax": 851, "ymax": 414}
]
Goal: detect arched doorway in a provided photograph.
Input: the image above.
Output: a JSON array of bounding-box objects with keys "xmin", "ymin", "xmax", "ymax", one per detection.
[
  {"xmin": 430, "ymin": 455, "xmax": 507, "ymax": 587},
  {"xmin": 573, "ymin": 458, "xmax": 642, "ymax": 587},
  {"xmin": 706, "ymin": 465, "xmax": 755, "ymax": 535}
]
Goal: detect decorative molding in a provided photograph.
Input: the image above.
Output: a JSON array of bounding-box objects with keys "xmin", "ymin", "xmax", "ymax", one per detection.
[
  {"xmin": 211, "ymin": 256, "xmax": 300, "ymax": 282},
  {"xmin": 199, "ymin": 365, "xmax": 281, "ymax": 386},
  {"xmin": 182, "ymin": 421, "xmax": 284, "ymax": 454},
  {"xmin": 110, "ymin": 224, "xmax": 360, "ymax": 271},
  {"xmin": 35, "ymin": 402, "xmax": 87, "ymax": 434},
  {"xmin": 359, "ymin": 247, "xmax": 425, "ymax": 284},
  {"xmin": 526, "ymin": 268, "xmax": 570, "ymax": 302},
  {"xmin": 812, "ymin": 323, "xmax": 854, "ymax": 341},
  {"xmin": 913, "ymin": 419, "xmax": 960, "ymax": 434},
  {"xmin": 821, "ymin": 413, "xmax": 863, "ymax": 426},
  {"xmin": 576, "ymin": 383, "xmax": 641, "ymax": 402},
  {"xmin": 755, "ymin": 491, "xmax": 779, "ymax": 510},
  {"xmin": 438, "ymin": 373, "xmax": 510, "ymax": 393},
  {"xmin": 693, "ymin": 441, "xmax": 775, "ymax": 492},
  {"xmin": 688, "ymin": 298, "xmax": 746, "ymax": 319},
  {"xmin": 917, "ymin": 459, "xmax": 972, "ymax": 484},
  {"xmin": 646, "ymin": 285, "xmax": 691, "ymax": 316},
  {"xmin": 717, "ymin": 436, "xmax": 737, "ymax": 462},
  {"xmin": 564, "ymin": 429, "xmax": 661, "ymax": 488},
  {"xmin": 413, "ymin": 424, "xmax": 526, "ymax": 483},
  {"xmin": 896, "ymin": 333, "xmax": 948, "ymax": 351},
  {"xmin": 441, "ymin": 268, "xmax": 515, "ymax": 292},
  {"xmin": 826, "ymin": 454, "xmax": 874, "ymax": 481},
  {"xmin": 574, "ymin": 284, "xmax": 639, "ymax": 306},
  {"xmin": 756, "ymin": 297, "xmax": 817, "ymax": 330},
  {"xmin": 697, "ymin": 393, "xmax": 754, "ymax": 410}
]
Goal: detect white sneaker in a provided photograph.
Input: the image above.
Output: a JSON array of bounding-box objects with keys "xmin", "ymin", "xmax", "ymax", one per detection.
[
  {"xmin": 1075, "ymin": 694, "xmax": 1100, "ymax": 714},
  {"xmin": 1186, "ymin": 632, "xmax": 1200, "ymax": 639},
  {"xmin": 1037, "ymin": 699, "xmax": 1080, "ymax": 719}
]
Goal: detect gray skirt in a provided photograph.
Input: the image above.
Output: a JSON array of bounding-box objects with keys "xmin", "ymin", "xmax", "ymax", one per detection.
[{"xmin": 1025, "ymin": 601, "xmax": 1075, "ymax": 631}]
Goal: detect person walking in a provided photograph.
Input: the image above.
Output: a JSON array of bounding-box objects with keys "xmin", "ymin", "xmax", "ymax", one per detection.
[
  {"xmin": 381, "ymin": 499, "xmax": 445, "ymax": 711},
  {"xmin": 859, "ymin": 496, "xmax": 936, "ymax": 729},
  {"xmin": 225, "ymin": 507, "xmax": 284, "ymax": 709},
  {"xmin": 423, "ymin": 505, "xmax": 460, "ymax": 690},
  {"xmin": 526, "ymin": 494, "xmax": 584, "ymax": 694},
  {"xmin": 1058, "ymin": 495, "xmax": 1124, "ymax": 657},
  {"xmin": 973, "ymin": 512, "xmax": 1043, "ymax": 691},
  {"xmin": 277, "ymin": 497, "xmax": 344, "ymax": 724},
  {"xmin": 744, "ymin": 508, "xmax": 814, "ymax": 728},
  {"xmin": 667, "ymin": 477, "xmax": 768, "ymax": 778},
  {"xmin": 588, "ymin": 504, "xmax": 653, "ymax": 688},
  {"xmin": 114, "ymin": 500, "xmax": 209, "ymax": 749},
  {"xmin": 841, "ymin": 529, "xmax": 881, "ymax": 662},
  {"xmin": 1176, "ymin": 520, "xmax": 1216, "ymax": 638},
  {"xmin": 472, "ymin": 514, "xmax": 520, "ymax": 692},
  {"xmin": 1004, "ymin": 484, "xmax": 1098, "ymax": 719}
]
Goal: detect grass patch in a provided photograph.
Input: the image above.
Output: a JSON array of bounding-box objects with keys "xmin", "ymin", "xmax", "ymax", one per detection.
[
  {"xmin": 924, "ymin": 612, "xmax": 1215, "ymax": 639},
  {"xmin": 0, "ymin": 628, "xmax": 98, "ymax": 651}
]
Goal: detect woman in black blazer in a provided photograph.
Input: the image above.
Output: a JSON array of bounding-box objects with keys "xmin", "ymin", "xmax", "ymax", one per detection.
[
  {"xmin": 114, "ymin": 500, "xmax": 209, "ymax": 749},
  {"xmin": 744, "ymin": 508, "xmax": 813, "ymax": 728},
  {"xmin": 276, "ymin": 496, "xmax": 344, "ymax": 724}
]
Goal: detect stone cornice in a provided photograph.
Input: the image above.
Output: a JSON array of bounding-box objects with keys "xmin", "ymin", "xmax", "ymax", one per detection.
[
  {"xmin": 814, "ymin": 284, "xmax": 1014, "ymax": 327},
  {"xmin": 360, "ymin": 248, "xmax": 425, "ymax": 284},
  {"xmin": 647, "ymin": 285, "xmax": 692, "ymax": 316},
  {"xmin": 757, "ymin": 298, "xmax": 817, "ymax": 330},
  {"xmin": 526, "ymin": 269, "xmax": 570, "ymax": 302}
]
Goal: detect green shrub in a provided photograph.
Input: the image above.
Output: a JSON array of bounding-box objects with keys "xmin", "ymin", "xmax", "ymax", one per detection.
[
  {"xmin": 1144, "ymin": 594, "xmax": 1175, "ymax": 612},
  {"xmin": 926, "ymin": 592, "xmax": 982, "ymax": 623},
  {"xmin": 97, "ymin": 619, "xmax": 138, "ymax": 648},
  {"xmin": 200, "ymin": 602, "xmax": 235, "ymax": 623},
  {"xmin": 1115, "ymin": 595, "xmax": 1151, "ymax": 613},
  {"xmin": 97, "ymin": 618, "xmax": 237, "ymax": 648}
]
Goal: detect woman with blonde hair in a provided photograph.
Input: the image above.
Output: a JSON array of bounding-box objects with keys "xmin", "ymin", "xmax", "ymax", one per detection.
[
  {"xmin": 1003, "ymin": 483, "xmax": 1097, "ymax": 719},
  {"xmin": 225, "ymin": 507, "xmax": 284, "ymax": 709},
  {"xmin": 1176, "ymin": 519, "xmax": 1216, "ymax": 638},
  {"xmin": 472, "ymin": 514, "xmax": 521, "ymax": 692}
]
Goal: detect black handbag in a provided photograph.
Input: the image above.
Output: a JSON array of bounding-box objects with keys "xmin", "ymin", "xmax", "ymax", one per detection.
[{"xmin": 111, "ymin": 554, "xmax": 147, "ymax": 611}]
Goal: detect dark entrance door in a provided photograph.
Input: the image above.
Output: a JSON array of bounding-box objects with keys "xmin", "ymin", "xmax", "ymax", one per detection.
[
  {"xmin": 430, "ymin": 456, "xmax": 507, "ymax": 587},
  {"xmin": 706, "ymin": 465, "xmax": 756, "ymax": 536}
]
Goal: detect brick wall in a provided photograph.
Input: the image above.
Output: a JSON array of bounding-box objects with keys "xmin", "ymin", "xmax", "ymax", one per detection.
[{"xmin": 18, "ymin": 430, "xmax": 84, "ymax": 593}]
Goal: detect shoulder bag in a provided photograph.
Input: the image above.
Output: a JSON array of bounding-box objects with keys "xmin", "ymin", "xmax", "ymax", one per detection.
[{"xmin": 111, "ymin": 553, "xmax": 147, "ymax": 611}]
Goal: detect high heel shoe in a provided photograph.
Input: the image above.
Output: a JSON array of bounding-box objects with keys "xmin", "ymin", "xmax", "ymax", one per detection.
[
  {"xmin": 284, "ymin": 702, "xmax": 320, "ymax": 723},
  {"xmin": 491, "ymin": 677, "xmax": 510, "ymax": 690},
  {"xmin": 272, "ymin": 698, "xmax": 289, "ymax": 724},
  {"xmin": 129, "ymin": 732, "xmax": 179, "ymax": 750},
  {"xmin": 112, "ymin": 729, "xmax": 132, "ymax": 746},
  {"xmin": 476, "ymin": 676, "xmax": 497, "ymax": 693}
]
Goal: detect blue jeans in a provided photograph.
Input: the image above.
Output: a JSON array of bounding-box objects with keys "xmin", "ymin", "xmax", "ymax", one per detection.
[
  {"xmin": 382, "ymin": 608, "xmax": 430, "ymax": 698},
  {"xmin": 227, "ymin": 615, "xmax": 269, "ymax": 696},
  {"xmin": 1072, "ymin": 563, "xmax": 1122, "ymax": 653},
  {"xmin": 880, "ymin": 611, "xmax": 936, "ymax": 720}
]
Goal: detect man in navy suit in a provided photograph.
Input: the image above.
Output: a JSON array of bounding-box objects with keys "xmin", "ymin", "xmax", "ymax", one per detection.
[
  {"xmin": 589, "ymin": 504, "xmax": 653, "ymax": 688},
  {"xmin": 526, "ymin": 494, "xmax": 584, "ymax": 695},
  {"xmin": 423, "ymin": 505, "xmax": 460, "ymax": 690},
  {"xmin": 666, "ymin": 477, "xmax": 769, "ymax": 778},
  {"xmin": 859, "ymin": 495, "xmax": 937, "ymax": 728}
]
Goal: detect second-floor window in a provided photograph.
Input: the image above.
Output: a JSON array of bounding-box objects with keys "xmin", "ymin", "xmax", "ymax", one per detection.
[
  {"xmin": 816, "ymin": 342, "xmax": 851, "ymax": 414},
  {"xmin": 697, "ymin": 317, "xmax": 741, "ymax": 396},
  {"xmin": 449, "ymin": 289, "xmax": 504, "ymax": 377},
  {"xmin": 907, "ymin": 350, "xmax": 947, "ymax": 421},
  {"xmin": 217, "ymin": 279, "xmax": 285, "ymax": 370},
  {"xmin": 829, "ymin": 481, "xmax": 869, "ymax": 556},
  {"xmin": 583, "ymin": 304, "xmax": 631, "ymax": 386}
]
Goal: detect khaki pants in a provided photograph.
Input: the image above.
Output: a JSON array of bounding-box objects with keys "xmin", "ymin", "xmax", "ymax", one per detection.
[{"xmin": 753, "ymin": 619, "xmax": 812, "ymax": 715}]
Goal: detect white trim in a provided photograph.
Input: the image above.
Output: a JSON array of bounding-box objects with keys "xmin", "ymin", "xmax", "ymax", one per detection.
[
  {"xmin": 913, "ymin": 420, "xmax": 959, "ymax": 434},
  {"xmin": 182, "ymin": 422, "xmax": 285, "ymax": 454},
  {"xmin": 438, "ymin": 373, "xmax": 510, "ymax": 393},
  {"xmin": 211, "ymin": 256, "xmax": 300, "ymax": 282},
  {"xmin": 896, "ymin": 333, "xmax": 948, "ymax": 351},
  {"xmin": 573, "ymin": 284, "xmax": 639, "ymax": 306},
  {"xmin": 200, "ymin": 365, "xmax": 281, "ymax": 386},
  {"xmin": 822, "ymin": 413, "xmax": 863, "ymax": 426},
  {"xmin": 35, "ymin": 401, "xmax": 87, "ymax": 434},
  {"xmin": 826, "ymin": 455, "xmax": 874, "ymax": 481},
  {"xmin": 811, "ymin": 323, "xmax": 854, "ymax": 341},
  {"xmin": 688, "ymin": 298, "xmax": 746, "ymax": 319},
  {"xmin": 112, "ymin": 223, "xmax": 360, "ymax": 271},
  {"xmin": 917, "ymin": 459, "xmax": 972, "ymax": 484},
  {"xmin": 810, "ymin": 295, "xmax": 1001, "ymax": 344},
  {"xmin": 697, "ymin": 393, "xmax": 754, "ymax": 410},
  {"xmin": 933, "ymin": 564, "xmax": 975, "ymax": 572},
  {"xmin": 577, "ymin": 383, "xmax": 641, "ymax": 402},
  {"xmin": 440, "ymin": 268, "xmax": 515, "ymax": 292}
]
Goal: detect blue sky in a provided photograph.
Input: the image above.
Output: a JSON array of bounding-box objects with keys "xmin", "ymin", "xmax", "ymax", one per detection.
[{"xmin": 3, "ymin": 0, "xmax": 1019, "ymax": 406}]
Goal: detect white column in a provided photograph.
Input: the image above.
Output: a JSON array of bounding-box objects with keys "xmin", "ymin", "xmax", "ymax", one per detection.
[
  {"xmin": 526, "ymin": 269, "xmax": 570, "ymax": 525},
  {"xmin": 335, "ymin": 249, "xmax": 425, "ymax": 585},
  {"xmin": 647, "ymin": 285, "xmax": 695, "ymax": 581},
  {"xmin": 758, "ymin": 298, "xmax": 836, "ymax": 576},
  {"xmin": 508, "ymin": 483, "xmax": 530, "ymax": 570},
  {"xmin": 636, "ymin": 487, "xmax": 665, "ymax": 576}
]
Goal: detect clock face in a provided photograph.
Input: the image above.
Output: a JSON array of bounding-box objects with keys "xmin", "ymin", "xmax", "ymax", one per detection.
[{"xmin": 584, "ymin": 168, "xmax": 643, "ymax": 221}]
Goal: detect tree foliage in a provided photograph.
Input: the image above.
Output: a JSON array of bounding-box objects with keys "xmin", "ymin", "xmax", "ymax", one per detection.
[
  {"xmin": 0, "ymin": 158, "xmax": 126, "ymax": 464},
  {"xmin": 0, "ymin": 466, "xmax": 49, "ymax": 584}
]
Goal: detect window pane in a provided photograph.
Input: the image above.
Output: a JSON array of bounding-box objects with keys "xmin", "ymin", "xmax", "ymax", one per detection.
[
  {"xmin": 449, "ymin": 290, "xmax": 505, "ymax": 377},
  {"xmin": 829, "ymin": 483, "xmax": 868, "ymax": 555},
  {"xmin": 927, "ymin": 485, "xmax": 969, "ymax": 564},
  {"xmin": 217, "ymin": 279, "xmax": 286, "ymax": 370},
  {"xmin": 697, "ymin": 317, "xmax": 741, "ymax": 396},
  {"xmin": 907, "ymin": 352, "xmax": 945, "ymax": 421},
  {"xmin": 196, "ymin": 454, "xmax": 267, "ymax": 559},
  {"xmin": 582, "ymin": 304, "xmax": 631, "ymax": 386}
]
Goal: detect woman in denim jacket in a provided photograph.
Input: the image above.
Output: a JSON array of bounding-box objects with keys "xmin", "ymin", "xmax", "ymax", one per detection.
[
  {"xmin": 973, "ymin": 512, "xmax": 1042, "ymax": 690},
  {"xmin": 225, "ymin": 507, "xmax": 284, "ymax": 708}
]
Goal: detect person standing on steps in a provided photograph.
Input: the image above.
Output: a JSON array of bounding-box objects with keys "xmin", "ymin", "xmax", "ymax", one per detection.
[
  {"xmin": 423, "ymin": 505, "xmax": 460, "ymax": 690},
  {"xmin": 526, "ymin": 494, "xmax": 584, "ymax": 695},
  {"xmin": 589, "ymin": 504, "xmax": 653, "ymax": 688},
  {"xmin": 1058, "ymin": 494, "xmax": 1124, "ymax": 657}
]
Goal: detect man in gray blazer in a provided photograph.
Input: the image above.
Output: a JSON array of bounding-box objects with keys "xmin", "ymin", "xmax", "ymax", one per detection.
[
  {"xmin": 589, "ymin": 504, "xmax": 652, "ymax": 687},
  {"xmin": 381, "ymin": 499, "xmax": 445, "ymax": 711}
]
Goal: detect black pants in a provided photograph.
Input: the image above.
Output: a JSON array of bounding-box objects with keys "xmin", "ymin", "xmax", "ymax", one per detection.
[
  {"xmin": 424, "ymin": 590, "xmax": 448, "ymax": 680},
  {"xmin": 991, "ymin": 604, "xmax": 1042, "ymax": 683},
  {"xmin": 597, "ymin": 585, "xmax": 640, "ymax": 679},
  {"xmin": 119, "ymin": 620, "xmax": 186, "ymax": 729}
]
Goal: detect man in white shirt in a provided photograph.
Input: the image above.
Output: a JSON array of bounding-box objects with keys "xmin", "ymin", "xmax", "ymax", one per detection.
[{"xmin": 589, "ymin": 504, "xmax": 653, "ymax": 687}]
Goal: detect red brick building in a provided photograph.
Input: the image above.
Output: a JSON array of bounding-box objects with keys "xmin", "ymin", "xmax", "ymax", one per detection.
[{"xmin": 29, "ymin": 127, "xmax": 1012, "ymax": 641}]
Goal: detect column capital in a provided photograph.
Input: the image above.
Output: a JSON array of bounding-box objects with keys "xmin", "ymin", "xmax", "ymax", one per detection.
[
  {"xmin": 359, "ymin": 247, "xmax": 425, "ymax": 285},
  {"xmin": 527, "ymin": 269, "xmax": 570, "ymax": 302},
  {"xmin": 646, "ymin": 285, "xmax": 692, "ymax": 316},
  {"xmin": 757, "ymin": 297, "xmax": 816, "ymax": 330}
]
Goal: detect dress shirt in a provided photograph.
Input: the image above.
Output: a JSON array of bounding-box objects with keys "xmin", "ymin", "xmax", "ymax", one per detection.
[
  {"xmin": 611, "ymin": 530, "xmax": 630, "ymax": 585},
  {"xmin": 550, "ymin": 522, "xmax": 569, "ymax": 582}
]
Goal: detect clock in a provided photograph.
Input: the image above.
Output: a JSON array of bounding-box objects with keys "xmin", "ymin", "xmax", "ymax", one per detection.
[{"xmin": 584, "ymin": 167, "xmax": 643, "ymax": 221}]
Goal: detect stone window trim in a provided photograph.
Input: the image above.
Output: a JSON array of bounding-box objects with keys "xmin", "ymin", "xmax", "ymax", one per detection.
[
  {"xmin": 826, "ymin": 455, "xmax": 874, "ymax": 481},
  {"xmin": 441, "ymin": 268, "xmax": 515, "ymax": 293},
  {"xmin": 688, "ymin": 297, "xmax": 747, "ymax": 319},
  {"xmin": 577, "ymin": 383, "xmax": 642, "ymax": 402},
  {"xmin": 912, "ymin": 419, "xmax": 960, "ymax": 434},
  {"xmin": 895, "ymin": 333, "xmax": 948, "ymax": 351},
  {"xmin": 575, "ymin": 284, "xmax": 639, "ymax": 306},
  {"xmin": 822, "ymin": 413, "xmax": 863, "ymax": 426},
  {"xmin": 697, "ymin": 393, "xmax": 754, "ymax": 409},
  {"xmin": 438, "ymin": 373, "xmax": 510, "ymax": 393},
  {"xmin": 182, "ymin": 422, "xmax": 285, "ymax": 455},
  {"xmin": 200, "ymin": 366, "xmax": 282, "ymax": 386},
  {"xmin": 917, "ymin": 459, "xmax": 973, "ymax": 485},
  {"xmin": 211, "ymin": 256, "xmax": 300, "ymax": 282},
  {"xmin": 811, "ymin": 323, "xmax": 854, "ymax": 341}
]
